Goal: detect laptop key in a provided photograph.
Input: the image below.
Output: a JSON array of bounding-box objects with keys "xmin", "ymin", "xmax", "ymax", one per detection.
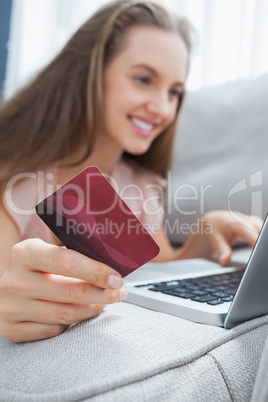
[
  {"xmin": 191, "ymin": 295, "xmax": 219, "ymax": 303},
  {"xmin": 211, "ymin": 291, "xmax": 230, "ymax": 298},
  {"xmin": 202, "ymin": 287, "xmax": 217, "ymax": 293},
  {"xmin": 190, "ymin": 290, "xmax": 210, "ymax": 296},
  {"xmin": 135, "ymin": 283, "xmax": 150, "ymax": 288},
  {"xmin": 221, "ymin": 296, "xmax": 234, "ymax": 302},
  {"xmin": 225, "ymin": 288, "xmax": 238, "ymax": 296},
  {"xmin": 207, "ymin": 299, "xmax": 224, "ymax": 305},
  {"xmin": 148, "ymin": 282, "xmax": 180, "ymax": 292},
  {"xmin": 162, "ymin": 289, "xmax": 196, "ymax": 299},
  {"xmin": 165, "ymin": 281, "xmax": 181, "ymax": 286}
]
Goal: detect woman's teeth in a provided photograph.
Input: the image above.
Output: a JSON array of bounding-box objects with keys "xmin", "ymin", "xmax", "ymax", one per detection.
[{"xmin": 131, "ymin": 117, "xmax": 154, "ymax": 131}]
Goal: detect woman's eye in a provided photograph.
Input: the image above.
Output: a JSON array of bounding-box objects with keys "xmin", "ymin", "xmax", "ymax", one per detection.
[
  {"xmin": 134, "ymin": 76, "xmax": 150, "ymax": 85},
  {"xmin": 169, "ymin": 89, "xmax": 182, "ymax": 99}
]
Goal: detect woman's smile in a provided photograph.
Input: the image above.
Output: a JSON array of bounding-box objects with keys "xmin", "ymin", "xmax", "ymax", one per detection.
[{"xmin": 127, "ymin": 115, "xmax": 157, "ymax": 138}]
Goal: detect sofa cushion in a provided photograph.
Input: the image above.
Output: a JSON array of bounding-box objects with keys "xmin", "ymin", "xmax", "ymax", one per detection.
[
  {"xmin": 0, "ymin": 302, "xmax": 268, "ymax": 401},
  {"xmin": 167, "ymin": 74, "xmax": 268, "ymax": 244},
  {"xmin": 251, "ymin": 332, "xmax": 268, "ymax": 402}
]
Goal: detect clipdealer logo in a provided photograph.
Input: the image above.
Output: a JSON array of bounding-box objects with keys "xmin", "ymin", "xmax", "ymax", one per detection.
[{"xmin": 228, "ymin": 170, "xmax": 263, "ymax": 226}]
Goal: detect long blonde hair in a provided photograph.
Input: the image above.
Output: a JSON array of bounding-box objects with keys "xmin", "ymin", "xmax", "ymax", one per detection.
[{"xmin": 0, "ymin": 0, "xmax": 193, "ymax": 189}]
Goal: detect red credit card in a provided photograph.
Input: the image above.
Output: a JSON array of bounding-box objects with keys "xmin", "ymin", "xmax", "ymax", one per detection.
[{"xmin": 35, "ymin": 166, "xmax": 159, "ymax": 277}]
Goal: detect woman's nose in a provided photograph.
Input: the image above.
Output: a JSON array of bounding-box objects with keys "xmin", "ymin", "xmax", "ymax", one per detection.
[{"xmin": 146, "ymin": 92, "xmax": 173, "ymax": 120}]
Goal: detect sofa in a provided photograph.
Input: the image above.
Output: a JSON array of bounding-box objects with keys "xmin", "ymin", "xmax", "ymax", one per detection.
[{"xmin": 1, "ymin": 73, "xmax": 268, "ymax": 401}]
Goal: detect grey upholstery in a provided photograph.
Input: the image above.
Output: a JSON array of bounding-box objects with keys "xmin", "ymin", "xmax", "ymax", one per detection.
[
  {"xmin": 1, "ymin": 303, "xmax": 268, "ymax": 401},
  {"xmin": 251, "ymin": 334, "xmax": 268, "ymax": 402}
]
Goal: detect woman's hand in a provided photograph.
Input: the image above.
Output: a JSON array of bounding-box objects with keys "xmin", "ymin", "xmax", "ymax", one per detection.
[
  {"xmin": 0, "ymin": 239, "xmax": 127, "ymax": 343},
  {"xmin": 178, "ymin": 211, "xmax": 263, "ymax": 265}
]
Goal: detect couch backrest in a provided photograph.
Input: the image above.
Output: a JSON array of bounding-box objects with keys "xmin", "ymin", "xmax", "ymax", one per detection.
[{"xmin": 166, "ymin": 74, "xmax": 268, "ymax": 244}]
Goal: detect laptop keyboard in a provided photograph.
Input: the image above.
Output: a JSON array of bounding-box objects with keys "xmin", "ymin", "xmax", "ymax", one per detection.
[{"xmin": 135, "ymin": 270, "xmax": 244, "ymax": 305}]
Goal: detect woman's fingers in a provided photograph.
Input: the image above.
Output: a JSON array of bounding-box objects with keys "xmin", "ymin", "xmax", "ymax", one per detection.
[
  {"xmin": 252, "ymin": 216, "xmax": 264, "ymax": 232},
  {"xmin": 12, "ymin": 272, "xmax": 127, "ymax": 304},
  {"xmin": 232, "ymin": 212, "xmax": 263, "ymax": 229},
  {"xmin": 0, "ymin": 321, "xmax": 69, "ymax": 343},
  {"xmin": 0, "ymin": 238, "xmax": 128, "ymax": 343},
  {"xmin": 11, "ymin": 239, "xmax": 123, "ymax": 289},
  {"xmin": 231, "ymin": 222, "xmax": 259, "ymax": 247},
  {"xmin": 208, "ymin": 231, "xmax": 232, "ymax": 265},
  {"xmin": 7, "ymin": 299, "xmax": 105, "ymax": 326},
  {"xmin": 201, "ymin": 211, "xmax": 263, "ymax": 265}
]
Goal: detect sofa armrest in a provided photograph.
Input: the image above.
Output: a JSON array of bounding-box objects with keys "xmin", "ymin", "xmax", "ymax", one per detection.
[{"xmin": 1, "ymin": 303, "xmax": 268, "ymax": 401}]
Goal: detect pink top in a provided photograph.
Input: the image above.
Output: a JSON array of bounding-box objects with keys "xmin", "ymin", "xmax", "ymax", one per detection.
[{"xmin": 3, "ymin": 159, "xmax": 166, "ymax": 244}]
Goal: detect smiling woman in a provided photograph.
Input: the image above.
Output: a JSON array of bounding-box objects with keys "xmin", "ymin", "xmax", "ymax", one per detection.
[
  {"xmin": 0, "ymin": 0, "xmax": 262, "ymax": 343},
  {"xmin": 0, "ymin": 1, "xmax": 192, "ymax": 182}
]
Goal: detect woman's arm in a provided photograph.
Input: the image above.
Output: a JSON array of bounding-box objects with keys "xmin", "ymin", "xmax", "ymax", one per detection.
[
  {"xmin": 152, "ymin": 211, "xmax": 263, "ymax": 264},
  {"xmin": 0, "ymin": 198, "xmax": 20, "ymax": 274}
]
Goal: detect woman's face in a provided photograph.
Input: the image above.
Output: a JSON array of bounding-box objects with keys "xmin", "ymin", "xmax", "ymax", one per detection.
[{"xmin": 101, "ymin": 25, "xmax": 188, "ymax": 156}]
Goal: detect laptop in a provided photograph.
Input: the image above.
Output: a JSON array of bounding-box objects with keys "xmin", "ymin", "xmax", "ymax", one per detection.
[{"xmin": 124, "ymin": 214, "xmax": 268, "ymax": 329}]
